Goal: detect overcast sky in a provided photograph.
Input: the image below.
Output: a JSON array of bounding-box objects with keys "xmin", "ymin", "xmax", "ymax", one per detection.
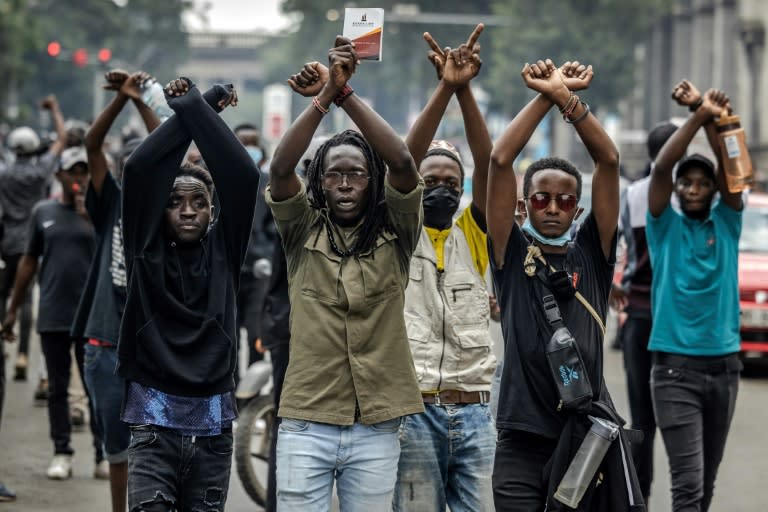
[{"xmin": 184, "ymin": 0, "xmax": 293, "ymax": 32}]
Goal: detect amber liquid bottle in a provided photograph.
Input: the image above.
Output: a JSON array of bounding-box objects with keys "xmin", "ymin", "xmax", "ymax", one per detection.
[{"xmin": 717, "ymin": 114, "xmax": 754, "ymax": 192}]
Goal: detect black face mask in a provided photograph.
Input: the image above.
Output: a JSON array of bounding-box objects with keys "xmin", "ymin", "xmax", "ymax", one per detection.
[{"xmin": 423, "ymin": 185, "xmax": 461, "ymax": 229}]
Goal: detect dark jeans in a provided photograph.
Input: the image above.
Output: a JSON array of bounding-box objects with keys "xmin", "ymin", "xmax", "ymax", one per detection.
[
  {"xmin": 492, "ymin": 429, "xmax": 558, "ymax": 512},
  {"xmin": 621, "ymin": 313, "xmax": 655, "ymax": 498},
  {"xmin": 266, "ymin": 342, "xmax": 289, "ymax": 512},
  {"xmin": 127, "ymin": 425, "xmax": 233, "ymax": 512},
  {"xmin": 40, "ymin": 332, "xmax": 103, "ymax": 461},
  {"xmin": 0, "ymin": 253, "xmax": 33, "ymax": 356},
  {"xmin": 651, "ymin": 352, "xmax": 741, "ymax": 512}
]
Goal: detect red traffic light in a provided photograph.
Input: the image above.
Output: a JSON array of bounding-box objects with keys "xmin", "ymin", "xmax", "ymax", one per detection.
[
  {"xmin": 72, "ymin": 48, "xmax": 88, "ymax": 68},
  {"xmin": 97, "ymin": 48, "xmax": 112, "ymax": 63},
  {"xmin": 47, "ymin": 41, "xmax": 61, "ymax": 57}
]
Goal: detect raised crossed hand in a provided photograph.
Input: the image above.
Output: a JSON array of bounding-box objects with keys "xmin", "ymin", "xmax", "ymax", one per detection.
[
  {"xmin": 287, "ymin": 61, "xmax": 329, "ymax": 97},
  {"xmin": 39, "ymin": 95, "xmax": 59, "ymax": 111},
  {"xmin": 102, "ymin": 69, "xmax": 130, "ymax": 91},
  {"xmin": 120, "ymin": 71, "xmax": 152, "ymax": 101},
  {"xmin": 701, "ymin": 88, "xmax": 730, "ymax": 117},
  {"xmin": 559, "ymin": 61, "xmax": 593, "ymax": 91},
  {"xmin": 521, "ymin": 59, "xmax": 569, "ymax": 100},
  {"xmin": 328, "ymin": 36, "xmax": 358, "ymax": 91},
  {"xmin": 671, "ymin": 79, "xmax": 702, "ymax": 107}
]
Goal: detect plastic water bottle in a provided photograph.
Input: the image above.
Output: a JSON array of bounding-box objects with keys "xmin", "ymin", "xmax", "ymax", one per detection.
[
  {"xmin": 554, "ymin": 416, "xmax": 619, "ymax": 508},
  {"xmin": 140, "ymin": 79, "xmax": 174, "ymax": 123}
]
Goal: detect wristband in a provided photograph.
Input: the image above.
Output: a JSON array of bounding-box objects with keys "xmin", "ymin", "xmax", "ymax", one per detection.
[
  {"xmin": 689, "ymin": 98, "xmax": 703, "ymax": 112},
  {"xmin": 334, "ymin": 84, "xmax": 355, "ymax": 106},
  {"xmin": 312, "ymin": 96, "xmax": 330, "ymax": 115},
  {"xmin": 565, "ymin": 101, "xmax": 591, "ymax": 125}
]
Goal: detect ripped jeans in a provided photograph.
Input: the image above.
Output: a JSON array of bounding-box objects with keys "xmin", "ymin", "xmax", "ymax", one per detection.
[{"xmin": 127, "ymin": 425, "xmax": 232, "ymax": 512}]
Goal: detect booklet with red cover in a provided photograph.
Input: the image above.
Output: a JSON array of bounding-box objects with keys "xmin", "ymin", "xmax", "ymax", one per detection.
[{"xmin": 343, "ymin": 8, "xmax": 384, "ymax": 61}]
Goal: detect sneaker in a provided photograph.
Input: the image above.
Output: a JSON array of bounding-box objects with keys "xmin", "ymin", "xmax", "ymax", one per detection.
[
  {"xmin": 0, "ymin": 482, "xmax": 16, "ymax": 502},
  {"xmin": 93, "ymin": 459, "xmax": 109, "ymax": 480},
  {"xmin": 46, "ymin": 455, "xmax": 73, "ymax": 480},
  {"xmin": 34, "ymin": 379, "xmax": 49, "ymax": 405},
  {"xmin": 13, "ymin": 353, "xmax": 28, "ymax": 381}
]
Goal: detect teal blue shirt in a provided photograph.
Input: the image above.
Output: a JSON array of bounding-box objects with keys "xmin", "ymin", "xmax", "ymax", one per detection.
[{"xmin": 646, "ymin": 201, "xmax": 742, "ymax": 355}]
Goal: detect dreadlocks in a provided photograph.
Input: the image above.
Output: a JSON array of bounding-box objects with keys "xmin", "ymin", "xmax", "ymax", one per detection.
[{"xmin": 305, "ymin": 130, "xmax": 392, "ymax": 256}]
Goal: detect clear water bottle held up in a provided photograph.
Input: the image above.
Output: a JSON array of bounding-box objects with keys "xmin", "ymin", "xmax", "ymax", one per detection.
[{"xmin": 140, "ymin": 79, "xmax": 174, "ymax": 123}]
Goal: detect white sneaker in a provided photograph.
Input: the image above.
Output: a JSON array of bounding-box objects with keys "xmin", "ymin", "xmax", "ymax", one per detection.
[
  {"xmin": 93, "ymin": 460, "xmax": 109, "ymax": 480},
  {"xmin": 46, "ymin": 455, "xmax": 73, "ymax": 480}
]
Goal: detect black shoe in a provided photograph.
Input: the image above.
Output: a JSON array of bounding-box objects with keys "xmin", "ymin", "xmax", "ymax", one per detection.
[{"xmin": 0, "ymin": 482, "xmax": 16, "ymax": 502}]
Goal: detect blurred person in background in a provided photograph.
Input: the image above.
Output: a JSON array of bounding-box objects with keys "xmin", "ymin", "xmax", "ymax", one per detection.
[
  {"xmin": 70, "ymin": 68, "xmax": 161, "ymax": 512},
  {"xmin": 234, "ymin": 123, "xmax": 276, "ymax": 382},
  {"xmin": 611, "ymin": 121, "xmax": 677, "ymax": 503},
  {"xmin": 1, "ymin": 146, "xmax": 102, "ymax": 481},
  {"xmin": 0, "ymin": 96, "xmax": 67, "ymax": 391}
]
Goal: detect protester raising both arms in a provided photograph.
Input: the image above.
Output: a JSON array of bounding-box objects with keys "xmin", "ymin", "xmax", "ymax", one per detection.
[
  {"xmin": 266, "ymin": 36, "xmax": 424, "ymax": 511},
  {"xmin": 117, "ymin": 78, "xmax": 258, "ymax": 511},
  {"xmin": 486, "ymin": 59, "xmax": 645, "ymax": 511}
]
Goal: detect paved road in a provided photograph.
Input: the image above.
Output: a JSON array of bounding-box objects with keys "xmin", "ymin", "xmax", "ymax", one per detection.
[{"xmin": 1, "ymin": 337, "xmax": 767, "ymax": 511}]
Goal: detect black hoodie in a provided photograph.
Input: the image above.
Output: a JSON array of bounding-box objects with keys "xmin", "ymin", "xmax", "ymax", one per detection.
[{"xmin": 118, "ymin": 82, "xmax": 259, "ymax": 397}]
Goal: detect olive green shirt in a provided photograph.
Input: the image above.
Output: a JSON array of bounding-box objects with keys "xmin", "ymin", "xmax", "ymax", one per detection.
[{"xmin": 266, "ymin": 178, "xmax": 425, "ymax": 425}]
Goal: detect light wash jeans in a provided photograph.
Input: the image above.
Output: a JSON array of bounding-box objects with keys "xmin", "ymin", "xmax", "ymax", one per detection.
[
  {"xmin": 394, "ymin": 403, "xmax": 496, "ymax": 511},
  {"xmin": 276, "ymin": 417, "xmax": 401, "ymax": 512}
]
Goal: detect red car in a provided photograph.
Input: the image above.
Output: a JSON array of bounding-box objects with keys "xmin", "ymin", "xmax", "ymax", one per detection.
[{"xmin": 739, "ymin": 192, "xmax": 768, "ymax": 358}]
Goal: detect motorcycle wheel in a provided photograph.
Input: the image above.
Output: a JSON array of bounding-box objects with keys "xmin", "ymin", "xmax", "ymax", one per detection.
[{"xmin": 235, "ymin": 394, "xmax": 275, "ymax": 507}]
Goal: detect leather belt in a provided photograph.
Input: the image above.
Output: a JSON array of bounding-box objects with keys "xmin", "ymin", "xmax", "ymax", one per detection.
[{"xmin": 422, "ymin": 390, "xmax": 489, "ymax": 405}]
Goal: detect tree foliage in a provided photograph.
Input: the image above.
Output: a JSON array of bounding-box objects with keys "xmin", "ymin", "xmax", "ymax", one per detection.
[
  {"xmin": 1, "ymin": 0, "xmax": 191, "ymax": 125},
  {"xmin": 489, "ymin": 0, "xmax": 672, "ymax": 114}
]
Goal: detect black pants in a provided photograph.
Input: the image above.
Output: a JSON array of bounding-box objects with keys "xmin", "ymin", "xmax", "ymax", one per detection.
[
  {"xmin": 621, "ymin": 313, "xmax": 655, "ymax": 498},
  {"xmin": 0, "ymin": 253, "xmax": 33, "ymax": 356},
  {"xmin": 651, "ymin": 352, "xmax": 741, "ymax": 512},
  {"xmin": 492, "ymin": 429, "xmax": 558, "ymax": 512},
  {"xmin": 265, "ymin": 342, "xmax": 289, "ymax": 512},
  {"xmin": 39, "ymin": 332, "xmax": 103, "ymax": 461},
  {"xmin": 127, "ymin": 426, "xmax": 233, "ymax": 512}
]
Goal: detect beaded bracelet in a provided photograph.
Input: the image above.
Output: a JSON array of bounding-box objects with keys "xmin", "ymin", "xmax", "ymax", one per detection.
[
  {"xmin": 334, "ymin": 84, "xmax": 355, "ymax": 106},
  {"xmin": 565, "ymin": 100, "xmax": 591, "ymax": 124},
  {"xmin": 312, "ymin": 96, "xmax": 330, "ymax": 115}
]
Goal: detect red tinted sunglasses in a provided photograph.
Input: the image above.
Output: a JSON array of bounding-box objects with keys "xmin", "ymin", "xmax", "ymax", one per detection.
[{"xmin": 526, "ymin": 192, "xmax": 578, "ymax": 212}]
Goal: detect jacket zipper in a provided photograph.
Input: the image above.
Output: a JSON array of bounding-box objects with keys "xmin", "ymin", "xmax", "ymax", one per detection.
[{"xmin": 436, "ymin": 270, "xmax": 446, "ymax": 392}]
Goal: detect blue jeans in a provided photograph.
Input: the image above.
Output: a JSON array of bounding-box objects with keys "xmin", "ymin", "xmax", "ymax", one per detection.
[
  {"xmin": 127, "ymin": 425, "xmax": 233, "ymax": 511},
  {"xmin": 651, "ymin": 352, "xmax": 741, "ymax": 512},
  {"xmin": 276, "ymin": 417, "xmax": 401, "ymax": 511},
  {"xmin": 394, "ymin": 403, "xmax": 495, "ymax": 511},
  {"xmin": 84, "ymin": 343, "xmax": 130, "ymax": 463}
]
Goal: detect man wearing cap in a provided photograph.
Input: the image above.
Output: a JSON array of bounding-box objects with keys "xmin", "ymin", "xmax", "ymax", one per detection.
[
  {"xmin": 647, "ymin": 82, "xmax": 743, "ymax": 511},
  {"xmin": 2, "ymin": 146, "xmax": 102, "ymax": 480},
  {"xmin": 394, "ymin": 26, "xmax": 497, "ymax": 511},
  {"xmin": 0, "ymin": 96, "xmax": 67, "ymax": 384}
]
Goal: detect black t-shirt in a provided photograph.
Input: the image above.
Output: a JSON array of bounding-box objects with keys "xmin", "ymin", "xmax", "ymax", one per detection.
[
  {"xmin": 71, "ymin": 173, "xmax": 126, "ymax": 344},
  {"xmin": 27, "ymin": 200, "xmax": 95, "ymax": 333},
  {"xmin": 490, "ymin": 213, "xmax": 616, "ymax": 439}
]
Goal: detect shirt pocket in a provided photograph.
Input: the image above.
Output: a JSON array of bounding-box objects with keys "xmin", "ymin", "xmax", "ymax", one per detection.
[
  {"xmin": 359, "ymin": 231, "xmax": 402, "ymax": 305},
  {"xmin": 444, "ymin": 270, "xmax": 489, "ymax": 327},
  {"xmin": 299, "ymin": 240, "xmax": 342, "ymax": 305}
]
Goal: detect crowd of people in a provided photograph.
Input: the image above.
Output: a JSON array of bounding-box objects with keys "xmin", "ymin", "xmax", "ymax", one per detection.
[{"xmin": 0, "ymin": 23, "xmax": 748, "ymax": 512}]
